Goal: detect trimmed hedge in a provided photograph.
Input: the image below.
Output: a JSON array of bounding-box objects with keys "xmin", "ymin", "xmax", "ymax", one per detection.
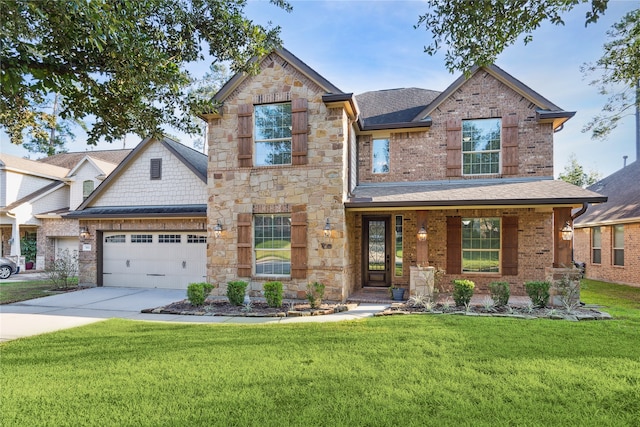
[
  {"xmin": 452, "ymin": 279, "xmax": 475, "ymax": 306},
  {"xmin": 263, "ymin": 281, "xmax": 283, "ymax": 308}
]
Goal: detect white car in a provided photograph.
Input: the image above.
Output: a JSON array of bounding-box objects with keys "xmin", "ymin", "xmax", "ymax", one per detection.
[{"xmin": 0, "ymin": 257, "xmax": 19, "ymax": 279}]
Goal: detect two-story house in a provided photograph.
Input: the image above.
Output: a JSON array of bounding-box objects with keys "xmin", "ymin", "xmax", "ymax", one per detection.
[{"xmin": 203, "ymin": 48, "xmax": 606, "ymax": 301}]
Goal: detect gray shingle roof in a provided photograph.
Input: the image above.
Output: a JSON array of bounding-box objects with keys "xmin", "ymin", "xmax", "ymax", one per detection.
[
  {"xmin": 575, "ymin": 161, "xmax": 640, "ymax": 226},
  {"xmin": 346, "ymin": 178, "xmax": 606, "ymax": 208},
  {"xmin": 67, "ymin": 204, "xmax": 206, "ymax": 218},
  {"xmin": 355, "ymin": 88, "xmax": 440, "ymax": 127},
  {"xmin": 38, "ymin": 149, "xmax": 132, "ymax": 169}
]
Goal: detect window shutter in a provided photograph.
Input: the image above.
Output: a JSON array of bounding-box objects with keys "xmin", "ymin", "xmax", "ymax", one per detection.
[
  {"xmin": 446, "ymin": 216, "xmax": 461, "ymax": 274},
  {"xmin": 290, "ymin": 205, "xmax": 307, "ymax": 279},
  {"xmin": 237, "ymin": 213, "xmax": 252, "ymax": 277},
  {"xmin": 502, "ymin": 115, "xmax": 518, "ymax": 175},
  {"xmin": 238, "ymin": 104, "xmax": 253, "ymax": 167},
  {"xmin": 291, "ymin": 98, "xmax": 308, "ymax": 165},
  {"xmin": 446, "ymin": 118, "xmax": 461, "ymax": 177},
  {"xmin": 502, "ymin": 216, "xmax": 518, "ymax": 275},
  {"xmin": 150, "ymin": 158, "xmax": 162, "ymax": 180}
]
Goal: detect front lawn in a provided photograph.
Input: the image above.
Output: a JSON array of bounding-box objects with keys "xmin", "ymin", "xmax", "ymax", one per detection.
[{"xmin": 1, "ymin": 281, "xmax": 639, "ymax": 426}]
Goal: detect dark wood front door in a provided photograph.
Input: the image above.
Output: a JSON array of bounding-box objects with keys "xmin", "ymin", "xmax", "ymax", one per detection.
[{"xmin": 362, "ymin": 216, "xmax": 391, "ymax": 287}]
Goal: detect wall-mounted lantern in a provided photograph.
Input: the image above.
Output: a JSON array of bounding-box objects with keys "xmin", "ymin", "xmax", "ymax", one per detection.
[
  {"xmin": 79, "ymin": 226, "xmax": 91, "ymax": 239},
  {"xmin": 323, "ymin": 218, "xmax": 332, "ymax": 238},
  {"xmin": 214, "ymin": 221, "xmax": 223, "ymax": 239},
  {"xmin": 417, "ymin": 224, "xmax": 427, "ymax": 242},
  {"xmin": 561, "ymin": 221, "xmax": 573, "ymax": 241}
]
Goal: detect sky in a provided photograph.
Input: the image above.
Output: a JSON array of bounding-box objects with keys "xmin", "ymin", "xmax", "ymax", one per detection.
[{"xmin": 1, "ymin": 0, "xmax": 637, "ymax": 179}]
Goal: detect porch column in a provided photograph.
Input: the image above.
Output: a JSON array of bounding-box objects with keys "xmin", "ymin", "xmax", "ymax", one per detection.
[
  {"xmin": 416, "ymin": 210, "xmax": 429, "ymax": 266},
  {"xmin": 9, "ymin": 216, "xmax": 20, "ymax": 258},
  {"xmin": 553, "ymin": 207, "xmax": 572, "ymax": 268}
]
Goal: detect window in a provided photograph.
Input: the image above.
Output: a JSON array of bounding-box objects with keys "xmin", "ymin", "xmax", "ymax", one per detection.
[
  {"xmin": 395, "ymin": 215, "xmax": 403, "ymax": 276},
  {"xmin": 462, "ymin": 218, "xmax": 500, "ymax": 273},
  {"xmin": 150, "ymin": 158, "xmax": 162, "ymax": 180},
  {"xmin": 613, "ymin": 225, "xmax": 624, "ymax": 266},
  {"xmin": 254, "ymin": 214, "xmax": 291, "ymax": 276},
  {"xmin": 592, "ymin": 227, "xmax": 601, "ymax": 264},
  {"xmin": 82, "ymin": 180, "xmax": 94, "ymax": 200},
  {"xmin": 372, "ymin": 138, "xmax": 390, "ymax": 173},
  {"xmin": 159, "ymin": 234, "xmax": 181, "ymax": 243},
  {"xmin": 255, "ymin": 103, "xmax": 292, "ymax": 166},
  {"xmin": 131, "ymin": 234, "xmax": 153, "ymax": 243},
  {"xmin": 105, "ymin": 235, "xmax": 126, "ymax": 243},
  {"xmin": 187, "ymin": 234, "xmax": 207, "ymax": 243},
  {"xmin": 462, "ymin": 118, "xmax": 501, "ymax": 175}
]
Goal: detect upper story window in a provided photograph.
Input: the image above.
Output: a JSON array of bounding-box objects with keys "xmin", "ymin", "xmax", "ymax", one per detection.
[
  {"xmin": 82, "ymin": 180, "xmax": 94, "ymax": 200},
  {"xmin": 150, "ymin": 158, "xmax": 162, "ymax": 180},
  {"xmin": 254, "ymin": 103, "xmax": 292, "ymax": 166},
  {"xmin": 372, "ymin": 138, "xmax": 390, "ymax": 174},
  {"xmin": 592, "ymin": 227, "xmax": 601, "ymax": 264},
  {"xmin": 613, "ymin": 225, "xmax": 624, "ymax": 266},
  {"xmin": 462, "ymin": 118, "xmax": 501, "ymax": 175},
  {"xmin": 462, "ymin": 217, "xmax": 500, "ymax": 273}
]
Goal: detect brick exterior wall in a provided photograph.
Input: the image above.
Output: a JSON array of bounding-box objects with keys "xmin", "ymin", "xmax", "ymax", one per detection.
[
  {"xmin": 574, "ymin": 223, "xmax": 640, "ymax": 286},
  {"xmin": 358, "ymin": 70, "xmax": 554, "ymax": 183}
]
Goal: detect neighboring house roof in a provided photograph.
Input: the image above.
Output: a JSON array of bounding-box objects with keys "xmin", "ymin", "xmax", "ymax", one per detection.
[
  {"xmin": 574, "ymin": 160, "xmax": 640, "ymax": 226},
  {"xmin": 0, "ymin": 153, "xmax": 69, "ymax": 180},
  {"xmin": 0, "ymin": 181, "xmax": 66, "ymax": 212},
  {"xmin": 66, "ymin": 204, "xmax": 206, "ymax": 218},
  {"xmin": 356, "ymin": 88, "xmax": 440, "ymax": 129},
  {"xmin": 77, "ymin": 136, "xmax": 207, "ymax": 210},
  {"xmin": 346, "ymin": 178, "xmax": 606, "ymax": 209},
  {"xmin": 38, "ymin": 149, "xmax": 132, "ymax": 169}
]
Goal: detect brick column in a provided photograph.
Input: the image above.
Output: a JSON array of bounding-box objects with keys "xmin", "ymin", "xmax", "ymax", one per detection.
[{"xmin": 553, "ymin": 207, "xmax": 573, "ymax": 268}]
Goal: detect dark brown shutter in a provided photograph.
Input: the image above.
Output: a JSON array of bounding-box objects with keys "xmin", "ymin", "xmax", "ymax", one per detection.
[
  {"xmin": 446, "ymin": 118, "xmax": 461, "ymax": 177},
  {"xmin": 502, "ymin": 216, "xmax": 518, "ymax": 275},
  {"xmin": 502, "ymin": 114, "xmax": 518, "ymax": 176},
  {"xmin": 291, "ymin": 98, "xmax": 308, "ymax": 165},
  {"xmin": 290, "ymin": 205, "xmax": 307, "ymax": 279},
  {"xmin": 237, "ymin": 213, "xmax": 252, "ymax": 277},
  {"xmin": 446, "ymin": 216, "xmax": 461, "ymax": 274},
  {"xmin": 238, "ymin": 104, "xmax": 253, "ymax": 167}
]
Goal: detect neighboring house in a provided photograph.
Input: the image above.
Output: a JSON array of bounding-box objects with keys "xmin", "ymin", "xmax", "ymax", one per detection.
[
  {"xmin": 67, "ymin": 137, "xmax": 209, "ymax": 289},
  {"xmin": 574, "ymin": 161, "xmax": 639, "ymax": 286},
  {"xmin": 200, "ymin": 48, "xmax": 606, "ymax": 301},
  {"xmin": 0, "ymin": 150, "xmax": 129, "ymax": 270}
]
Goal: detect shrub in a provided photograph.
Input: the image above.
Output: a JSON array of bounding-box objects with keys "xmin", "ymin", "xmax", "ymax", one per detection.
[
  {"xmin": 227, "ymin": 281, "xmax": 248, "ymax": 306},
  {"xmin": 45, "ymin": 249, "xmax": 78, "ymax": 289},
  {"xmin": 489, "ymin": 281, "xmax": 510, "ymax": 307},
  {"xmin": 452, "ymin": 279, "xmax": 475, "ymax": 307},
  {"xmin": 525, "ymin": 281, "xmax": 551, "ymax": 308},
  {"xmin": 306, "ymin": 282, "xmax": 325, "ymax": 309},
  {"xmin": 187, "ymin": 282, "xmax": 214, "ymax": 306},
  {"xmin": 263, "ymin": 281, "xmax": 283, "ymax": 308}
]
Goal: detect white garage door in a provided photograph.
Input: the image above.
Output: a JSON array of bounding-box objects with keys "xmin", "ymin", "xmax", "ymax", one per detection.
[{"xmin": 102, "ymin": 231, "xmax": 207, "ymax": 289}]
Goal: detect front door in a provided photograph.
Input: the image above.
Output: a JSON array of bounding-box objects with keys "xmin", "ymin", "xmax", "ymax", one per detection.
[{"xmin": 362, "ymin": 216, "xmax": 391, "ymax": 287}]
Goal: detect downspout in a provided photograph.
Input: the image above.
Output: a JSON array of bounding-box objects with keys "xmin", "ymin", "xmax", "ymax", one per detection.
[
  {"xmin": 571, "ymin": 203, "xmax": 589, "ymax": 221},
  {"xmin": 569, "ymin": 203, "xmax": 589, "ymax": 268}
]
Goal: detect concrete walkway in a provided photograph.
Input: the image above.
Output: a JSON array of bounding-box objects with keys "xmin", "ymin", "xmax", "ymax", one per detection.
[{"xmin": 0, "ymin": 287, "xmax": 389, "ymax": 342}]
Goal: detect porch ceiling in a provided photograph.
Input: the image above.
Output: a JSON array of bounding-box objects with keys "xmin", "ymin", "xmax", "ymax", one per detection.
[{"xmin": 345, "ymin": 178, "xmax": 607, "ymax": 209}]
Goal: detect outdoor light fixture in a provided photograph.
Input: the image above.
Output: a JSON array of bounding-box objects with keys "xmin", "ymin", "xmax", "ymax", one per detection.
[
  {"xmin": 561, "ymin": 221, "xmax": 573, "ymax": 241},
  {"xmin": 214, "ymin": 221, "xmax": 223, "ymax": 238},
  {"xmin": 79, "ymin": 226, "xmax": 91, "ymax": 239},
  {"xmin": 417, "ymin": 224, "xmax": 427, "ymax": 242},
  {"xmin": 323, "ymin": 218, "xmax": 331, "ymax": 238}
]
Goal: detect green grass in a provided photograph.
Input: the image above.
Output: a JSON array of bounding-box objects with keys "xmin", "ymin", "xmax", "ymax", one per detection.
[
  {"xmin": 1, "ymin": 281, "xmax": 639, "ymax": 426},
  {"xmin": 581, "ymin": 278, "xmax": 640, "ymax": 322},
  {"xmin": 0, "ymin": 280, "xmax": 57, "ymax": 304}
]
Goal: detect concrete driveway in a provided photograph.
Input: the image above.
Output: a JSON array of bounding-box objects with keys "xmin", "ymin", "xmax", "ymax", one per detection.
[{"xmin": 0, "ymin": 286, "xmax": 388, "ymax": 342}]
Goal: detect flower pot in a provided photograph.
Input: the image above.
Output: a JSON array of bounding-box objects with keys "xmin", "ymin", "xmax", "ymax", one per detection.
[{"xmin": 391, "ymin": 288, "xmax": 404, "ymax": 301}]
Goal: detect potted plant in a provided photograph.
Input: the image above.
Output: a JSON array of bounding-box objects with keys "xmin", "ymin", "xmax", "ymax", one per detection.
[{"xmin": 389, "ymin": 285, "xmax": 405, "ymax": 301}]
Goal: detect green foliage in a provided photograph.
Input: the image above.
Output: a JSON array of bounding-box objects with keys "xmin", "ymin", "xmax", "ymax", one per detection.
[
  {"xmin": 1, "ymin": 0, "xmax": 290, "ymax": 146},
  {"xmin": 19, "ymin": 236, "xmax": 37, "ymax": 262},
  {"xmin": 186, "ymin": 282, "xmax": 214, "ymax": 307},
  {"xmin": 306, "ymin": 282, "xmax": 325, "ymax": 308},
  {"xmin": 525, "ymin": 281, "xmax": 551, "ymax": 308},
  {"xmin": 227, "ymin": 281, "xmax": 248, "ymax": 306},
  {"xmin": 263, "ymin": 281, "xmax": 283, "ymax": 308},
  {"xmin": 558, "ymin": 154, "xmax": 600, "ymax": 188},
  {"xmin": 44, "ymin": 249, "xmax": 78, "ymax": 289},
  {"xmin": 452, "ymin": 279, "xmax": 475, "ymax": 307},
  {"xmin": 489, "ymin": 281, "xmax": 510, "ymax": 307}
]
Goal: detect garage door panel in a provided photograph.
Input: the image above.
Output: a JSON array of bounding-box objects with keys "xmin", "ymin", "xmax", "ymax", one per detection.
[{"xmin": 103, "ymin": 232, "xmax": 206, "ymax": 289}]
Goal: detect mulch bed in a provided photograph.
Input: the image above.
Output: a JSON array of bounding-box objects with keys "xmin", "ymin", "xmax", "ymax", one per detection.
[{"xmin": 142, "ymin": 299, "xmax": 353, "ymax": 317}]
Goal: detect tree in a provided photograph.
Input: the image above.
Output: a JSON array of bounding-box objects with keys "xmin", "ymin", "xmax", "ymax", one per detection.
[
  {"xmin": 1, "ymin": 0, "xmax": 291, "ymax": 147},
  {"xmin": 21, "ymin": 93, "xmax": 77, "ymax": 156},
  {"xmin": 558, "ymin": 154, "xmax": 601, "ymax": 187},
  {"xmin": 580, "ymin": 9, "xmax": 640, "ymax": 140},
  {"xmin": 416, "ymin": 1, "xmax": 638, "ymax": 140}
]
